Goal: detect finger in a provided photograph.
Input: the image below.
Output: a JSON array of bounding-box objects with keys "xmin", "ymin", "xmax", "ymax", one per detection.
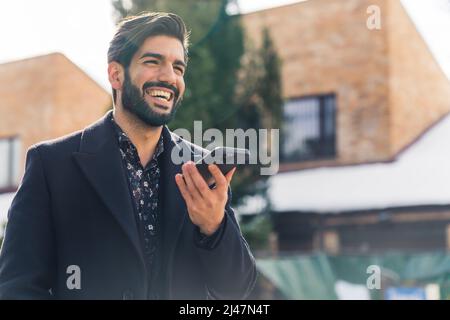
[
  {"xmin": 225, "ymin": 167, "xmax": 236, "ymax": 185},
  {"xmin": 208, "ymin": 164, "xmax": 228, "ymax": 192},
  {"xmin": 182, "ymin": 162, "xmax": 204, "ymax": 200},
  {"xmin": 187, "ymin": 162, "xmax": 212, "ymax": 197},
  {"xmin": 175, "ymin": 173, "xmax": 193, "ymax": 205}
]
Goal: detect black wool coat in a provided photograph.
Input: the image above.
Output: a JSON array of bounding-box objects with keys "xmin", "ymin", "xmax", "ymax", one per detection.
[{"xmin": 0, "ymin": 112, "xmax": 256, "ymax": 299}]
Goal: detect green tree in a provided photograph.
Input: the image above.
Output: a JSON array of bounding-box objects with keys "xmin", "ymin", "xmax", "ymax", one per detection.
[
  {"xmin": 239, "ymin": 214, "xmax": 273, "ymax": 251},
  {"xmin": 111, "ymin": 1, "xmax": 283, "ymax": 210},
  {"xmin": 230, "ymin": 27, "xmax": 283, "ymax": 210}
]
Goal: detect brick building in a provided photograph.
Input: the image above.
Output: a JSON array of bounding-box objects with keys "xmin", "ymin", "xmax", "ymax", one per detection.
[
  {"xmin": 240, "ymin": 0, "xmax": 450, "ymax": 254},
  {"xmin": 0, "ymin": 53, "xmax": 111, "ymax": 193}
]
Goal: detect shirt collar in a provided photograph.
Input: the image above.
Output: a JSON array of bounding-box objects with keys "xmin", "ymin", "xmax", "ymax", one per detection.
[{"xmin": 110, "ymin": 113, "xmax": 164, "ymax": 160}]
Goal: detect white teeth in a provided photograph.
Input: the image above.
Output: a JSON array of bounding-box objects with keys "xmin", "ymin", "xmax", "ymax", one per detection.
[{"xmin": 146, "ymin": 89, "xmax": 171, "ymax": 101}]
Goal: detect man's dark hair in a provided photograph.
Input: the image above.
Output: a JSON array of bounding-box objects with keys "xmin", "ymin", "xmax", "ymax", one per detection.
[{"xmin": 108, "ymin": 12, "xmax": 190, "ymax": 103}]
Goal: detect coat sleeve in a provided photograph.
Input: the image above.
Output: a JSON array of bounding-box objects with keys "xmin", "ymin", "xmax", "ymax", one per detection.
[
  {"xmin": 194, "ymin": 187, "xmax": 257, "ymax": 300},
  {"xmin": 0, "ymin": 145, "xmax": 55, "ymax": 299}
]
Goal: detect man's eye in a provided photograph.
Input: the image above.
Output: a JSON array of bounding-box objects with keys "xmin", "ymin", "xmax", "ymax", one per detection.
[
  {"xmin": 175, "ymin": 67, "xmax": 185, "ymax": 75},
  {"xmin": 144, "ymin": 60, "xmax": 158, "ymax": 65}
]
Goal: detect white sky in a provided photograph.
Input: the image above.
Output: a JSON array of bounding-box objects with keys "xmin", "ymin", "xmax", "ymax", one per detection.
[
  {"xmin": 0, "ymin": 0, "xmax": 116, "ymax": 89},
  {"xmin": 0, "ymin": 0, "xmax": 449, "ymax": 91}
]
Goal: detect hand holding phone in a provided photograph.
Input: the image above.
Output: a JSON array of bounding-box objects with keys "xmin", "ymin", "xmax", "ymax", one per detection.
[{"xmin": 175, "ymin": 148, "xmax": 250, "ymax": 235}]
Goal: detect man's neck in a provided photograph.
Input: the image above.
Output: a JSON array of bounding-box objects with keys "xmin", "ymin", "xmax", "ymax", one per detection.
[{"xmin": 112, "ymin": 109, "xmax": 163, "ymax": 168}]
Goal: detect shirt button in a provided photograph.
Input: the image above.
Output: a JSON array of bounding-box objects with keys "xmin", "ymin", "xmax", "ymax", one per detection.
[{"xmin": 122, "ymin": 289, "xmax": 134, "ymax": 300}]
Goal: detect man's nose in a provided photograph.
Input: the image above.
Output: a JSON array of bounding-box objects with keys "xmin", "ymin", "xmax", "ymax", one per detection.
[{"xmin": 157, "ymin": 64, "xmax": 177, "ymax": 85}]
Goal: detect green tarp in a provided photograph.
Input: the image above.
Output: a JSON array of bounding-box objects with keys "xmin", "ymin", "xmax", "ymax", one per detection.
[
  {"xmin": 257, "ymin": 253, "xmax": 338, "ymax": 299},
  {"xmin": 256, "ymin": 251, "xmax": 450, "ymax": 299}
]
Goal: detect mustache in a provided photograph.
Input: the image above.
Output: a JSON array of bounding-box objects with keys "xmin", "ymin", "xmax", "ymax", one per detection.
[{"xmin": 142, "ymin": 81, "xmax": 179, "ymax": 99}]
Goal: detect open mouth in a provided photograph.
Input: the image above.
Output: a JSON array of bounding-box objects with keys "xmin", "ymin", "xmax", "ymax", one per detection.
[{"xmin": 144, "ymin": 87, "xmax": 174, "ymax": 104}]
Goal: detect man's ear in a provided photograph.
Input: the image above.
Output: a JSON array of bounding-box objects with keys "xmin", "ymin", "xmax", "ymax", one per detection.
[{"xmin": 108, "ymin": 61, "xmax": 125, "ymax": 91}]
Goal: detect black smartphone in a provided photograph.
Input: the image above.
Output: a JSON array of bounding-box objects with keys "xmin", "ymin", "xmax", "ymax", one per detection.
[{"xmin": 195, "ymin": 147, "xmax": 250, "ymax": 186}]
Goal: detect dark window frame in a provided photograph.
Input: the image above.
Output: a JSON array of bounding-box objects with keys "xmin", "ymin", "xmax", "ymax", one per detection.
[{"xmin": 281, "ymin": 93, "xmax": 337, "ymax": 163}]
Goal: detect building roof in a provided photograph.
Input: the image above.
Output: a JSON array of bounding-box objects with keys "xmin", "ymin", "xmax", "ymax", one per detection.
[
  {"xmin": 256, "ymin": 114, "xmax": 450, "ymax": 214},
  {"xmin": 0, "ymin": 52, "xmax": 111, "ymax": 106}
]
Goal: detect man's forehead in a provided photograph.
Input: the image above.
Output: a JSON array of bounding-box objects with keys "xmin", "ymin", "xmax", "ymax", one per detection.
[{"xmin": 136, "ymin": 35, "xmax": 185, "ymax": 60}]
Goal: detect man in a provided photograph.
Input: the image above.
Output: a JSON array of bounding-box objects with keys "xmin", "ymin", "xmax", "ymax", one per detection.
[{"xmin": 0, "ymin": 12, "xmax": 256, "ymax": 299}]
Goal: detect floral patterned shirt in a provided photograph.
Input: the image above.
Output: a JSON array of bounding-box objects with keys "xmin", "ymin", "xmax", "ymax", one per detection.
[{"xmin": 110, "ymin": 115, "xmax": 164, "ymax": 283}]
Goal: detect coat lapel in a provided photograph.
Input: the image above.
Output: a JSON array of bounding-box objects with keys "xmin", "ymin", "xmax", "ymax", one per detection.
[
  {"xmin": 72, "ymin": 111, "xmax": 145, "ymax": 266},
  {"xmin": 159, "ymin": 127, "xmax": 187, "ymax": 268},
  {"xmin": 158, "ymin": 126, "xmax": 205, "ymax": 297}
]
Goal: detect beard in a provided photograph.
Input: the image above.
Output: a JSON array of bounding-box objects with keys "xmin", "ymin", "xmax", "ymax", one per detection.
[{"xmin": 121, "ymin": 70, "xmax": 182, "ymax": 127}]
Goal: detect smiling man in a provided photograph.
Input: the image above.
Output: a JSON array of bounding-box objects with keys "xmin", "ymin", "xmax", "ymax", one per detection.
[{"xmin": 0, "ymin": 12, "xmax": 256, "ymax": 300}]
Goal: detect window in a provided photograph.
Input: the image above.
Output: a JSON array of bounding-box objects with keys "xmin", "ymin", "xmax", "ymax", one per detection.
[
  {"xmin": 0, "ymin": 136, "xmax": 21, "ymax": 190},
  {"xmin": 281, "ymin": 94, "xmax": 336, "ymax": 162}
]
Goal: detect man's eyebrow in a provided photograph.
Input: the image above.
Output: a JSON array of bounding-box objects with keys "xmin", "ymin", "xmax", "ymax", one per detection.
[
  {"xmin": 139, "ymin": 52, "xmax": 163, "ymax": 60},
  {"xmin": 139, "ymin": 52, "xmax": 186, "ymax": 68},
  {"xmin": 174, "ymin": 59, "xmax": 187, "ymax": 68}
]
